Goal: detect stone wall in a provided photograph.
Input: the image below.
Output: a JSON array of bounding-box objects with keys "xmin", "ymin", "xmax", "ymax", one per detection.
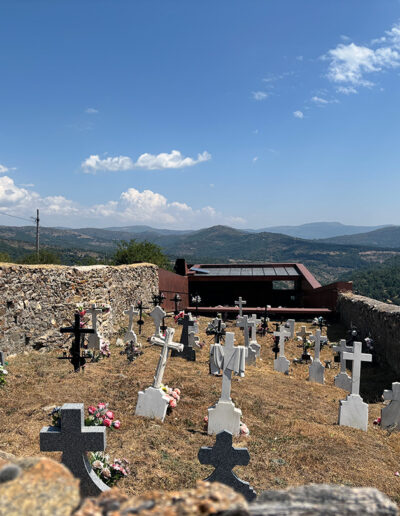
[
  {"xmin": 337, "ymin": 292, "xmax": 400, "ymax": 374},
  {"xmin": 0, "ymin": 263, "xmax": 158, "ymax": 354}
]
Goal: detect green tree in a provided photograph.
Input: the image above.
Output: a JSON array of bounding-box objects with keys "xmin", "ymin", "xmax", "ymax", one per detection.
[
  {"xmin": 0, "ymin": 252, "xmax": 10, "ymax": 262},
  {"xmin": 18, "ymin": 249, "xmax": 61, "ymax": 265},
  {"xmin": 112, "ymin": 239, "xmax": 171, "ymax": 269}
]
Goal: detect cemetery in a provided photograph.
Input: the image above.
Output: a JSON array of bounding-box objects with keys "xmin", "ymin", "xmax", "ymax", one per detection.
[{"xmin": 1, "ymin": 271, "xmax": 400, "ymax": 514}]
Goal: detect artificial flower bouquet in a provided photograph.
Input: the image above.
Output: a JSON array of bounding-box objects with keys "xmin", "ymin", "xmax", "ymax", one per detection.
[
  {"xmin": 160, "ymin": 384, "xmax": 181, "ymax": 410},
  {"xmin": 50, "ymin": 402, "xmax": 121, "ymax": 430},
  {"xmin": 89, "ymin": 452, "xmax": 130, "ymax": 487}
]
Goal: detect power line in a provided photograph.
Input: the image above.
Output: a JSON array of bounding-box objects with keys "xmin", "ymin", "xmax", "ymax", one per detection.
[{"xmin": 0, "ymin": 211, "xmax": 35, "ymax": 223}]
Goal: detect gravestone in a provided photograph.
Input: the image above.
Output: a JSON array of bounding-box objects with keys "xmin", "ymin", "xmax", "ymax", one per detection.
[
  {"xmin": 150, "ymin": 305, "xmax": 166, "ymax": 338},
  {"xmin": 333, "ymin": 340, "xmax": 353, "ymax": 391},
  {"xmin": 296, "ymin": 326, "xmax": 312, "ymax": 363},
  {"xmin": 40, "ymin": 403, "xmax": 109, "ymax": 497},
  {"xmin": 338, "ymin": 341, "xmax": 372, "ymax": 431},
  {"xmin": 235, "ymin": 297, "xmax": 247, "ymax": 317},
  {"xmin": 285, "ymin": 319, "xmax": 295, "ymax": 339},
  {"xmin": 207, "ymin": 316, "xmax": 227, "ymax": 375},
  {"xmin": 86, "ymin": 304, "xmax": 103, "ymax": 351},
  {"xmin": 198, "ymin": 430, "xmax": 256, "ymax": 502},
  {"xmin": 124, "ymin": 304, "xmax": 139, "ymax": 344},
  {"xmin": 248, "ymin": 314, "xmax": 261, "ymax": 358},
  {"xmin": 135, "ymin": 328, "xmax": 183, "ymax": 422},
  {"xmin": 381, "ymin": 382, "xmax": 400, "ymax": 431},
  {"xmin": 59, "ymin": 314, "xmax": 95, "ymax": 372},
  {"xmin": 136, "ymin": 300, "xmax": 148, "ymax": 335},
  {"xmin": 310, "ymin": 332, "xmax": 328, "ymax": 348},
  {"xmin": 171, "ymin": 313, "xmax": 199, "ymax": 361},
  {"xmin": 273, "ymin": 325, "xmax": 291, "ymax": 374},
  {"xmin": 208, "ymin": 332, "xmax": 246, "ymax": 436},
  {"xmin": 237, "ymin": 315, "xmax": 258, "ymax": 365},
  {"xmin": 308, "ymin": 330, "xmax": 325, "ymax": 384}
]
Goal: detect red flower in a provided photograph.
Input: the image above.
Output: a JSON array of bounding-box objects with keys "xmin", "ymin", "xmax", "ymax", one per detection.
[
  {"xmin": 169, "ymin": 399, "xmax": 177, "ymax": 408},
  {"xmin": 88, "ymin": 405, "xmax": 96, "ymax": 415},
  {"xmin": 113, "ymin": 420, "xmax": 121, "ymax": 429},
  {"xmin": 97, "ymin": 402, "xmax": 106, "ymax": 410},
  {"xmin": 103, "ymin": 418, "xmax": 112, "ymax": 427},
  {"xmin": 106, "ymin": 410, "xmax": 114, "ymax": 420}
]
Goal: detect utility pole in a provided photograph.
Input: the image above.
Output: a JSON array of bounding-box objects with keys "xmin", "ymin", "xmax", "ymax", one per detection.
[{"xmin": 35, "ymin": 209, "xmax": 40, "ymax": 261}]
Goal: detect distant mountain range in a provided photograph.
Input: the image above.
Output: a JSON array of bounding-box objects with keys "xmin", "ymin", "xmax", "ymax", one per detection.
[
  {"xmin": 1, "ymin": 223, "xmax": 400, "ymax": 285},
  {"xmin": 255, "ymin": 222, "xmax": 391, "ymax": 239}
]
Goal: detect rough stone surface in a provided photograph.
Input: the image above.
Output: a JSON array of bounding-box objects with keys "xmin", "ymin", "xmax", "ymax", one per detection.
[
  {"xmin": 337, "ymin": 292, "xmax": 400, "ymax": 374},
  {"xmin": 0, "ymin": 457, "xmax": 80, "ymax": 516},
  {"xmin": 75, "ymin": 481, "xmax": 248, "ymax": 515},
  {"xmin": 0, "ymin": 263, "xmax": 158, "ymax": 355},
  {"xmin": 248, "ymin": 484, "xmax": 398, "ymax": 515}
]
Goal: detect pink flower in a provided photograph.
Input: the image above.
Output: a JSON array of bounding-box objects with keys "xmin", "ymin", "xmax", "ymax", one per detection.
[
  {"xmin": 174, "ymin": 388, "xmax": 181, "ymax": 395},
  {"xmin": 97, "ymin": 403, "xmax": 106, "ymax": 409},
  {"xmin": 94, "ymin": 412, "xmax": 101, "ymax": 419},
  {"xmin": 106, "ymin": 410, "xmax": 114, "ymax": 420},
  {"xmin": 204, "ymin": 416, "xmax": 208, "ymax": 422},
  {"xmin": 396, "ymin": 472, "xmax": 400, "ymax": 477},
  {"xmin": 169, "ymin": 399, "xmax": 177, "ymax": 408},
  {"xmin": 171, "ymin": 391, "xmax": 179, "ymax": 400},
  {"xmin": 88, "ymin": 405, "xmax": 96, "ymax": 415},
  {"xmin": 103, "ymin": 418, "xmax": 112, "ymax": 427},
  {"xmin": 79, "ymin": 310, "xmax": 86, "ymax": 317},
  {"xmin": 112, "ymin": 420, "xmax": 121, "ymax": 429}
]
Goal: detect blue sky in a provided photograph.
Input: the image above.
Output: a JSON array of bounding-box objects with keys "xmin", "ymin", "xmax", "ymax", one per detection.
[{"xmin": 1, "ymin": 0, "xmax": 400, "ymax": 229}]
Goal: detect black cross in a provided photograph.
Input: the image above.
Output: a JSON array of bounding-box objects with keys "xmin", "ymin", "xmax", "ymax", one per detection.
[
  {"xmin": 136, "ymin": 300, "xmax": 148, "ymax": 335},
  {"xmin": 272, "ymin": 335, "xmax": 280, "ymax": 359},
  {"xmin": 171, "ymin": 293, "xmax": 182, "ymax": 316},
  {"xmin": 59, "ymin": 313, "xmax": 95, "ymax": 372},
  {"xmin": 259, "ymin": 306, "xmax": 270, "ymax": 336},
  {"xmin": 301, "ymin": 341, "xmax": 312, "ymax": 363},
  {"xmin": 160, "ymin": 314, "xmax": 172, "ymax": 334},
  {"xmin": 171, "ymin": 314, "xmax": 197, "ymax": 361},
  {"xmin": 152, "ymin": 292, "xmax": 165, "ymax": 307},
  {"xmin": 198, "ymin": 430, "xmax": 256, "ymax": 502}
]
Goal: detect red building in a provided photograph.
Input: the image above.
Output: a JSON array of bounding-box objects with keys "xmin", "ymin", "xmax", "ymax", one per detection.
[{"xmin": 158, "ymin": 259, "xmax": 352, "ymax": 317}]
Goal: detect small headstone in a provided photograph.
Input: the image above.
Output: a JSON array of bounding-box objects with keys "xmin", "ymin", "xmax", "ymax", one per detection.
[
  {"xmin": 208, "ymin": 332, "xmax": 246, "ymax": 436},
  {"xmin": 285, "ymin": 319, "xmax": 295, "ymax": 339},
  {"xmin": 150, "ymin": 305, "xmax": 166, "ymax": 338},
  {"xmin": 308, "ymin": 330, "xmax": 325, "ymax": 384},
  {"xmin": 135, "ymin": 328, "xmax": 183, "ymax": 422},
  {"xmin": 333, "ymin": 339, "xmax": 353, "ymax": 391},
  {"xmin": 198, "ymin": 430, "xmax": 256, "ymax": 502},
  {"xmin": 40, "ymin": 403, "xmax": 109, "ymax": 497},
  {"xmin": 234, "ymin": 297, "xmax": 247, "ymax": 317},
  {"xmin": 273, "ymin": 325, "xmax": 291, "ymax": 374},
  {"xmin": 124, "ymin": 304, "xmax": 139, "ymax": 344},
  {"xmin": 338, "ymin": 341, "xmax": 372, "ymax": 432},
  {"xmin": 381, "ymin": 382, "xmax": 400, "ymax": 431}
]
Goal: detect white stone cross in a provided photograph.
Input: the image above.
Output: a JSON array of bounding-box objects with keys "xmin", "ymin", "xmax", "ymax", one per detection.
[
  {"xmin": 235, "ymin": 297, "xmax": 247, "ymax": 317},
  {"xmin": 152, "ymin": 328, "xmax": 183, "ymax": 388},
  {"xmin": 86, "ymin": 304, "xmax": 103, "ymax": 350},
  {"xmin": 273, "ymin": 325, "xmax": 291, "ymax": 357},
  {"xmin": 384, "ymin": 383, "xmax": 400, "ymax": 403},
  {"xmin": 150, "ymin": 305, "xmax": 166, "ymax": 338},
  {"xmin": 237, "ymin": 315, "xmax": 250, "ymax": 347},
  {"xmin": 308, "ymin": 329, "xmax": 325, "ymax": 384},
  {"xmin": 296, "ymin": 326, "xmax": 312, "ymax": 341},
  {"xmin": 285, "ymin": 319, "xmax": 295, "ymax": 339},
  {"xmin": 343, "ymin": 341, "xmax": 372, "ymax": 396},
  {"xmin": 310, "ymin": 332, "xmax": 328, "ymax": 349},
  {"xmin": 219, "ymin": 333, "xmax": 245, "ymax": 402},
  {"xmin": 124, "ymin": 304, "xmax": 139, "ymax": 342},
  {"xmin": 311, "ymin": 329, "xmax": 323, "ymax": 361},
  {"xmin": 333, "ymin": 339, "xmax": 353, "ymax": 375},
  {"xmin": 381, "ymin": 382, "xmax": 400, "ymax": 431},
  {"xmin": 248, "ymin": 314, "xmax": 261, "ymax": 342}
]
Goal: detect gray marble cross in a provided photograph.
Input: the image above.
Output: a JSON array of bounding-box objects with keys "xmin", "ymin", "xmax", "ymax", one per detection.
[
  {"xmin": 150, "ymin": 305, "xmax": 166, "ymax": 338},
  {"xmin": 296, "ymin": 326, "xmax": 312, "ymax": 341},
  {"xmin": 273, "ymin": 325, "xmax": 290, "ymax": 357},
  {"xmin": 124, "ymin": 304, "xmax": 139, "ymax": 343},
  {"xmin": 86, "ymin": 304, "xmax": 103, "ymax": 350},
  {"xmin": 198, "ymin": 430, "xmax": 256, "ymax": 502},
  {"xmin": 235, "ymin": 297, "xmax": 247, "ymax": 317},
  {"xmin": 237, "ymin": 315, "xmax": 250, "ymax": 348},
  {"xmin": 333, "ymin": 339, "xmax": 353, "ymax": 375},
  {"xmin": 343, "ymin": 341, "xmax": 372, "ymax": 396},
  {"xmin": 381, "ymin": 382, "xmax": 400, "ymax": 431},
  {"xmin": 248, "ymin": 314, "xmax": 261, "ymax": 342},
  {"xmin": 40, "ymin": 403, "xmax": 109, "ymax": 497},
  {"xmin": 217, "ymin": 333, "xmax": 245, "ymax": 402}
]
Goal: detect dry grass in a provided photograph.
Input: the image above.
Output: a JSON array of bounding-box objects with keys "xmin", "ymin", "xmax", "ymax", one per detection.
[{"xmin": 1, "ymin": 316, "xmax": 400, "ymax": 504}]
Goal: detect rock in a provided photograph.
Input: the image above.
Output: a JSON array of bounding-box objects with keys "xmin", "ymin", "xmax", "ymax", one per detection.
[
  {"xmin": 248, "ymin": 484, "xmax": 398, "ymax": 515},
  {"xmin": 0, "ymin": 457, "xmax": 80, "ymax": 516},
  {"xmin": 74, "ymin": 481, "xmax": 248, "ymax": 515}
]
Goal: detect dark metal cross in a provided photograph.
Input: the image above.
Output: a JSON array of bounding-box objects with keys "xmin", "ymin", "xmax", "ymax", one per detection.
[
  {"xmin": 260, "ymin": 306, "xmax": 270, "ymax": 336},
  {"xmin": 272, "ymin": 335, "xmax": 280, "ymax": 359},
  {"xmin": 40, "ymin": 403, "xmax": 109, "ymax": 498},
  {"xmin": 198, "ymin": 430, "xmax": 256, "ymax": 502},
  {"xmin": 171, "ymin": 313, "xmax": 197, "ymax": 361},
  {"xmin": 136, "ymin": 300, "xmax": 148, "ymax": 335},
  {"xmin": 152, "ymin": 292, "xmax": 165, "ymax": 307},
  {"xmin": 171, "ymin": 293, "xmax": 182, "ymax": 316},
  {"xmin": 59, "ymin": 313, "xmax": 94, "ymax": 372}
]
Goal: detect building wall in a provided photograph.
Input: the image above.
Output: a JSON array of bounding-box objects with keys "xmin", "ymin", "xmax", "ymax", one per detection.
[
  {"xmin": 337, "ymin": 292, "xmax": 400, "ymax": 374},
  {"xmin": 158, "ymin": 268, "xmax": 189, "ymax": 312},
  {"xmin": 0, "ymin": 263, "xmax": 158, "ymax": 355}
]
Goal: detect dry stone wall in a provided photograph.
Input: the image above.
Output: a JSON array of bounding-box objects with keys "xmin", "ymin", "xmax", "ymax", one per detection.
[
  {"xmin": 337, "ymin": 292, "xmax": 400, "ymax": 374},
  {"xmin": 0, "ymin": 263, "xmax": 158, "ymax": 355}
]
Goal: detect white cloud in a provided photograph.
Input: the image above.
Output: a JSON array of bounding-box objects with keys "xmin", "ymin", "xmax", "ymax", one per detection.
[
  {"xmin": 82, "ymin": 150, "xmax": 211, "ymax": 173},
  {"xmin": 0, "ymin": 176, "xmax": 243, "ymax": 228},
  {"xmin": 252, "ymin": 156, "xmax": 259, "ymax": 162},
  {"xmin": 311, "ymin": 96, "xmax": 329, "ymax": 105},
  {"xmin": 252, "ymin": 91, "xmax": 269, "ymax": 101},
  {"xmin": 0, "ymin": 164, "xmax": 9, "ymax": 174},
  {"xmin": 85, "ymin": 108, "xmax": 99, "ymax": 114},
  {"xmin": 324, "ymin": 23, "xmax": 400, "ymax": 93},
  {"xmin": 293, "ymin": 110, "xmax": 304, "ymax": 119},
  {"xmin": 135, "ymin": 150, "xmax": 211, "ymax": 170}
]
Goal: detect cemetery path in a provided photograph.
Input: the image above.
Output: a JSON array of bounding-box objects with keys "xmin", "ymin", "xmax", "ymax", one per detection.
[{"xmin": 0, "ymin": 317, "xmax": 399, "ymax": 506}]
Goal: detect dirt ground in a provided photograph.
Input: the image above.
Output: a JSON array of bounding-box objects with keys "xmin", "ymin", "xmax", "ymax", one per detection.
[{"xmin": 1, "ymin": 314, "xmax": 400, "ymax": 505}]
